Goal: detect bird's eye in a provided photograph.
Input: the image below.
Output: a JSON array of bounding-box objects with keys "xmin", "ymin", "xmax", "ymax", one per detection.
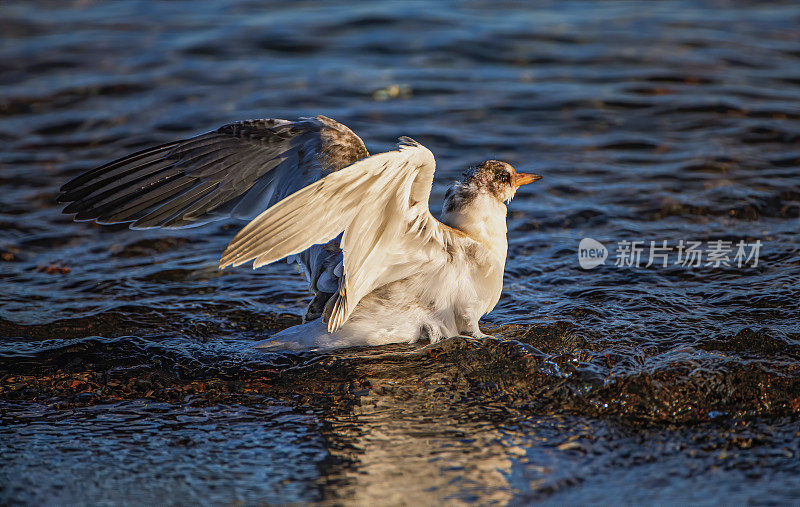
[{"xmin": 498, "ymin": 172, "xmax": 511, "ymax": 184}]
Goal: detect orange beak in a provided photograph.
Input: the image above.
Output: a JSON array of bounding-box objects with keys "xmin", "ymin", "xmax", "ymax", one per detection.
[{"xmin": 512, "ymin": 171, "xmax": 543, "ymax": 187}]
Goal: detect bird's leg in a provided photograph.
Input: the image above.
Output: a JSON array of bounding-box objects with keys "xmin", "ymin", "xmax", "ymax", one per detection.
[
  {"xmin": 464, "ymin": 326, "xmax": 494, "ymax": 340},
  {"xmin": 457, "ymin": 313, "xmax": 494, "ymax": 340},
  {"xmin": 303, "ymin": 291, "xmax": 334, "ymax": 323}
]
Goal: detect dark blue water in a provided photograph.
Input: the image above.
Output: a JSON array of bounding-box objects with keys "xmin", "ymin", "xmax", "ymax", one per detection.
[{"xmin": 1, "ymin": 0, "xmax": 799, "ymax": 504}]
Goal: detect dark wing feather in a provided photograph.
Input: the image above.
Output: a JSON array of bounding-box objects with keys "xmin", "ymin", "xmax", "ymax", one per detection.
[{"xmin": 58, "ymin": 115, "xmax": 368, "ymax": 229}]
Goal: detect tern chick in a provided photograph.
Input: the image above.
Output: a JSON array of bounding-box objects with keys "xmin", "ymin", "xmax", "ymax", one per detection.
[{"xmin": 58, "ymin": 116, "xmax": 541, "ymax": 350}]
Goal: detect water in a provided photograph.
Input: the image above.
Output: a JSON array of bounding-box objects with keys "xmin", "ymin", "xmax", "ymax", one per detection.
[{"xmin": 1, "ymin": 0, "xmax": 799, "ymax": 504}]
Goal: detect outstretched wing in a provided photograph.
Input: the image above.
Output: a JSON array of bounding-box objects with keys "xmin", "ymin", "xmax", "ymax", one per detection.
[
  {"xmin": 219, "ymin": 138, "xmax": 473, "ymax": 331},
  {"xmin": 57, "ymin": 115, "xmax": 368, "ymax": 229}
]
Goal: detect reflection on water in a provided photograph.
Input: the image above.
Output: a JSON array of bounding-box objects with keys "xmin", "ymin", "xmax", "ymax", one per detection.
[
  {"xmin": 320, "ymin": 380, "xmax": 519, "ymax": 505},
  {"xmin": 1, "ymin": 0, "xmax": 799, "ymax": 503}
]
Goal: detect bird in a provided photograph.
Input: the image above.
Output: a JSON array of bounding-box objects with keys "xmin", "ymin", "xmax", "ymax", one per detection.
[{"xmin": 58, "ymin": 115, "xmax": 541, "ymax": 350}]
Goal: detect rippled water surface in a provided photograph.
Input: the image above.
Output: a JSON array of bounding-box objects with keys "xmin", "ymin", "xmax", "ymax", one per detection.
[{"xmin": 2, "ymin": 0, "xmax": 800, "ymax": 504}]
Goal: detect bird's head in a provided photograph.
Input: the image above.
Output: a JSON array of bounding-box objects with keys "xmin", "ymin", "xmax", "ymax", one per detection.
[
  {"xmin": 457, "ymin": 160, "xmax": 541, "ymax": 204},
  {"xmin": 441, "ymin": 160, "xmax": 541, "ymax": 241}
]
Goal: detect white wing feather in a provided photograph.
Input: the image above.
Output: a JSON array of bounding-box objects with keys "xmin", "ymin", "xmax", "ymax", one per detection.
[{"xmin": 219, "ymin": 138, "xmax": 467, "ymax": 331}]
